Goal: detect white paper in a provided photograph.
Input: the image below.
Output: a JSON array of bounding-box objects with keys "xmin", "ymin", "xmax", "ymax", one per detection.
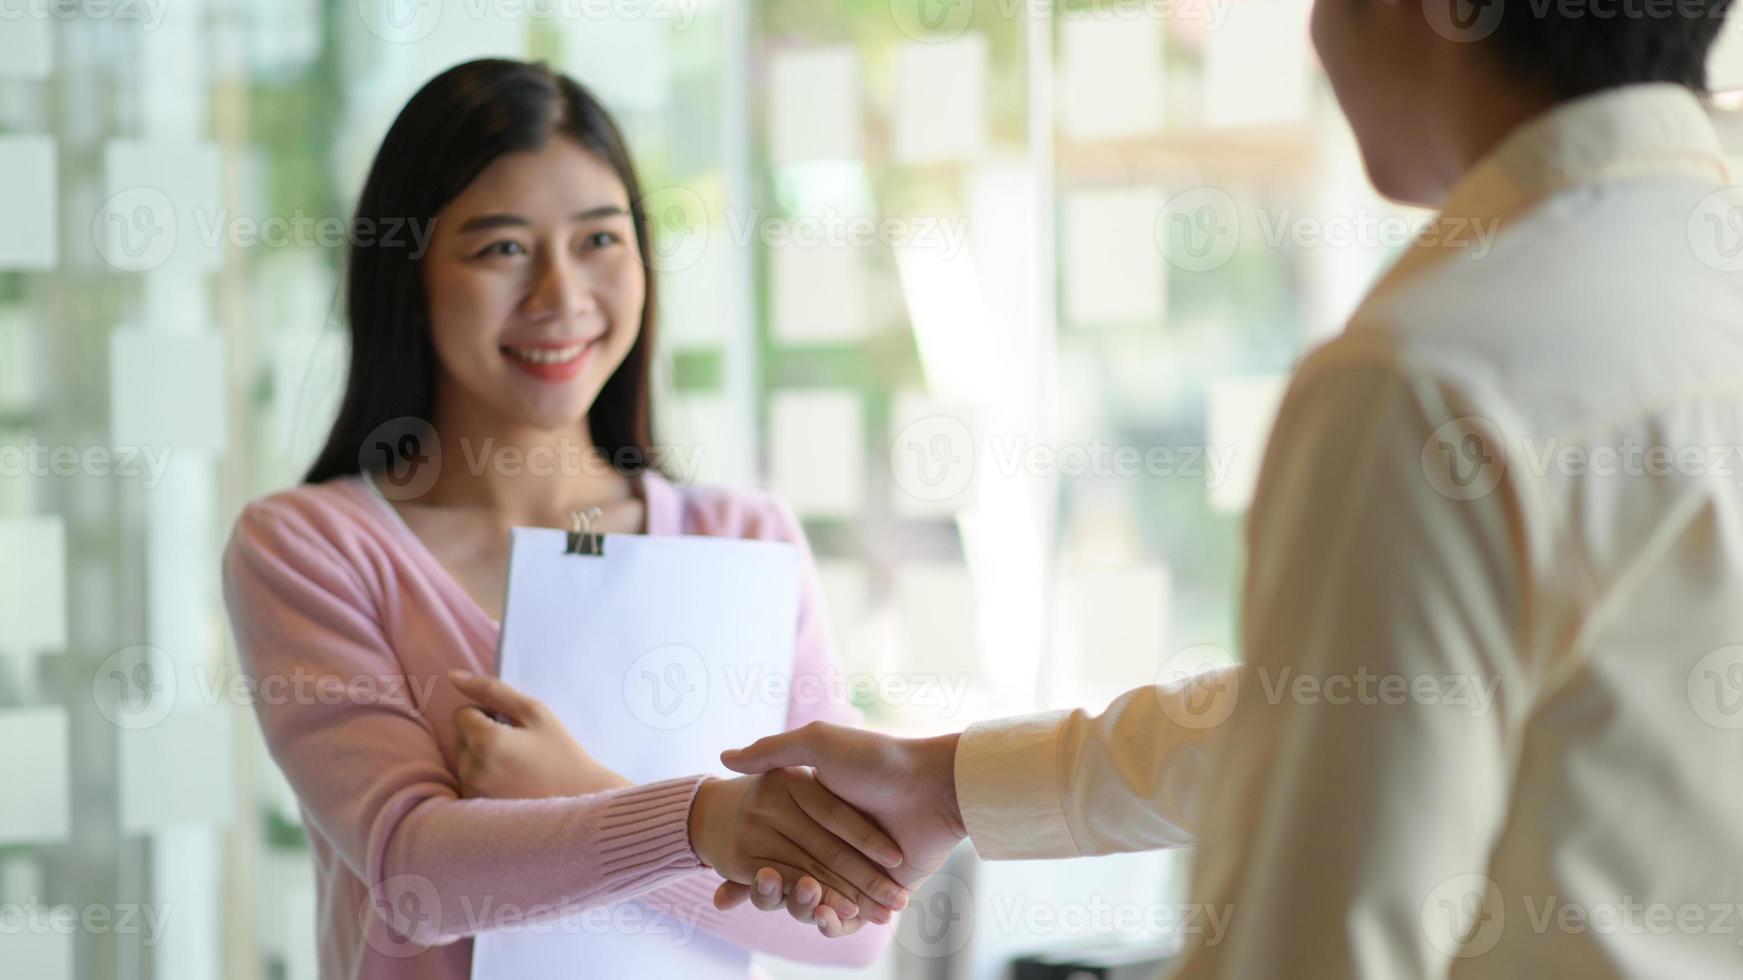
[
  {"xmin": 1208, "ymin": 374, "xmax": 1289, "ymax": 512},
  {"xmin": 0, "ymin": 135, "xmax": 56, "ymax": 271},
  {"xmin": 1062, "ymin": 187, "xmax": 1166, "ymax": 327},
  {"xmin": 473, "ymin": 530, "xmax": 801, "ymax": 980},
  {"xmin": 768, "ymin": 390, "xmax": 864, "ymax": 519},
  {"xmin": 0, "ymin": 516, "xmax": 66, "ymax": 654},
  {"xmin": 0, "ymin": 17, "xmax": 53, "ymax": 80},
  {"xmin": 770, "ymin": 239, "xmax": 868, "ymax": 344},
  {"xmin": 0, "ymin": 707, "xmax": 69, "ymax": 845},
  {"xmin": 1058, "ymin": 18, "xmax": 1165, "ymax": 141},
  {"xmin": 110, "ymin": 329, "xmax": 228, "ymax": 453},
  {"xmin": 1202, "ymin": 0, "xmax": 1312, "ymax": 129},
  {"xmin": 893, "ymin": 36, "xmax": 989, "ymax": 164},
  {"xmin": 769, "ymin": 46, "xmax": 863, "ymax": 165}
]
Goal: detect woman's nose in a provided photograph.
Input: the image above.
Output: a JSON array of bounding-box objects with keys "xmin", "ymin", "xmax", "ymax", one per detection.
[{"xmin": 524, "ymin": 253, "xmax": 598, "ymax": 322}]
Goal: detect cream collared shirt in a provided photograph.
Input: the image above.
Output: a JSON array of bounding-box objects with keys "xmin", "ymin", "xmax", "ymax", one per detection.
[{"xmin": 955, "ymin": 84, "xmax": 1743, "ymax": 978}]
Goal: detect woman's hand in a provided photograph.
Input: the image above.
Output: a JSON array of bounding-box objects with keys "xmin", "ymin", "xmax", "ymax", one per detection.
[
  {"xmin": 687, "ymin": 769, "xmax": 910, "ymax": 925},
  {"xmin": 449, "ymin": 670, "xmax": 631, "ymax": 799}
]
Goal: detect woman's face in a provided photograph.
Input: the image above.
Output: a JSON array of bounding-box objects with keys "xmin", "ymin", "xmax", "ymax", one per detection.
[{"xmin": 421, "ymin": 137, "xmax": 646, "ymax": 435}]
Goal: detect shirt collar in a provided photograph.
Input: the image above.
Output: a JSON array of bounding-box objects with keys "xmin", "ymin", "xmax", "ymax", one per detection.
[{"xmin": 1370, "ymin": 83, "xmax": 1730, "ymax": 298}]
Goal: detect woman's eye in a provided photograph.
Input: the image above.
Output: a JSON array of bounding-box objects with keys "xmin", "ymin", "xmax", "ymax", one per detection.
[
  {"xmin": 583, "ymin": 231, "xmax": 620, "ymax": 249},
  {"xmin": 478, "ymin": 240, "xmax": 527, "ymax": 258}
]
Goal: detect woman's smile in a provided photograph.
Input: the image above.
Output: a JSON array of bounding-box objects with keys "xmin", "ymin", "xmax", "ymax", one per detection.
[{"xmin": 499, "ymin": 336, "xmax": 604, "ymax": 383}]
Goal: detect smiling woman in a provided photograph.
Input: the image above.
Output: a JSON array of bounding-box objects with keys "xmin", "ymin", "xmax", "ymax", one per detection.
[{"xmin": 220, "ymin": 59, "xmax": 902, "ymax": 980}]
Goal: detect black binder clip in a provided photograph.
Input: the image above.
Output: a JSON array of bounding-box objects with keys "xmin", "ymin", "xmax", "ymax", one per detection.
[{"xmin": 566, "ymin": 506, "xmax": 606, "ymax": 557}]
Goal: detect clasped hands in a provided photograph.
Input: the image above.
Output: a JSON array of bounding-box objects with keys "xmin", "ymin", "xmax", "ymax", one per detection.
[{"xmin": 449, "ymin": 670, "xmax": 965, "ymax": 936}]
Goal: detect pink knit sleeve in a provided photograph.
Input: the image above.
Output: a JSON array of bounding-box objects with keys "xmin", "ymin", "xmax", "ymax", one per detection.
[
  {"xmin": 633, "ymin": 489, "xmax": 893, "ymax": 966},
  {"xmin": 222, "ymin": 498, "xmax": 707, "ymax": 950}
]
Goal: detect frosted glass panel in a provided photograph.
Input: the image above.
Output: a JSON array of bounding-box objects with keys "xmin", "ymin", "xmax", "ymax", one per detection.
[
  {"xmin": 768, "ymin": 390, "xmax": 864, "ymax": 519},
  {"xmin": 0, "ymin": 930, "xmax": 71, "ymax": 980},
  {"xmin": 0, "ymin": 17, "xmax": 52, "ymax": 80},
  {"xmin": 563, "ymin": 17, "xmax": 671, "ymax": 113},
  {"xmin": 110, "ymin": 330, "xmax": 228, "ymax": 453},
  {"xmin": 771, "ymin": 240, "xmax": 868, "ymax": 344},
  {"xmin": 0, "ymin": 516, "xmax": 66, "ymax": 654},
  {"xmin": 120, "ymin": 706, "xmax": 237, "ymax": 833},
  {"xmin": 0, "ymin": 135, "xmax": 57, "ymax": 271},
  {"xmin": 768, "ymin": 46, "xmax": 862, "ymax": 165},
  {"xmin": 0, "ymin": 707, "xmax": 69, "ymax": 845},
  {"xmin": 1203, "ymin": 0, "xmax": 1312, "ymax": 128},
  {"xmin": 893, "ymin": 36, "xmax": 988, "ymax": 164},
  {"xmin": 1058, "ymin": 18, "xmax": 1165, "ymax": 141},
  {"xmin": 100, "ymin": 140, "xmax": 224, "ymax": 275},
  {"xmin": 1062, "ymin": 187, "xmax": 1166, "ymax": 327}
]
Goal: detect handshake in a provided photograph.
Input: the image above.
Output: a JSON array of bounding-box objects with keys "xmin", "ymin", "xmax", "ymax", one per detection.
[{"xmin": 449, "ymin": 671, "xmax": 969, "ymax": 937}]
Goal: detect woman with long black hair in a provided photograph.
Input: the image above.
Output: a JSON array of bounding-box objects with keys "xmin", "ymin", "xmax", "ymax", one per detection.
[{"xmin": 222, "ymin": 58, "xmax": 900, "ymax": 979}]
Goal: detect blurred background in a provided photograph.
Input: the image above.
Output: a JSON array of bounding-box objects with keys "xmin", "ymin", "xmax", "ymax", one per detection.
[{"xmin": 2, "ymin": 1, "xmax": 1742, "ymax": 978}]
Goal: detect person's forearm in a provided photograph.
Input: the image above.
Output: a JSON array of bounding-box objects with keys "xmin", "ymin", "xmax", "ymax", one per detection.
[{"xmin": 376, "ymin": 778, "xmax": 706, "ymax": 946}]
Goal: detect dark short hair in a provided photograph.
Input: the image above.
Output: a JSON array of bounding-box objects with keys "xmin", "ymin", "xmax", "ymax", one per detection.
[
  {"xmin": 306, "ymin": 58, "xmax": 661, "ymax": 485},
  {"xmin": 1487, "ymin": 0, "xmax": 1736, "ymax": 98}
]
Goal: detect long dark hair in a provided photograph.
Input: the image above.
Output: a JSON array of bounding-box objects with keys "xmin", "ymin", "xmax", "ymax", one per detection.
[{"xmin": 305, "ymin": 58, "xmax": 661, "ymax": 485}]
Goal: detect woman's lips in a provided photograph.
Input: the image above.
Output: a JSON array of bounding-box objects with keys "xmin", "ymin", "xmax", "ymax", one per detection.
[{"xmin": 500, "ymin": 338, "xmax": 600, "ymax": 383}]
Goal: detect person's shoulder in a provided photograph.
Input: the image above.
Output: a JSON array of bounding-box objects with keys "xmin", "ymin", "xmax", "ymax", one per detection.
[
  {"xmin": 225, "ymin": 476, "xmax": 378, "ymax": 569},
  {"xmin": 658, "ymin": 474, "xmax": 804, "ymax": 545}
]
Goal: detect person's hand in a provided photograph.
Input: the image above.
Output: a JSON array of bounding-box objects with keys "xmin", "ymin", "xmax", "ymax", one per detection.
[
  {"xmin": 687, "ymin": 768, "xmax": 911, "ymax": 925},
  {"xmin": 715, "ymin": 722, "xmax": 968, "ymax": 935},
  {"xmin": 449, "ymin": 670, "xmax": 631, "ymax": 799}
]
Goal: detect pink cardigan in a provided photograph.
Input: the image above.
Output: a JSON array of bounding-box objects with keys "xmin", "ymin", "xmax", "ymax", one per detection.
[{"xmin": 221, "ymin": 471, "xmax": 892, "ymax": 980}]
